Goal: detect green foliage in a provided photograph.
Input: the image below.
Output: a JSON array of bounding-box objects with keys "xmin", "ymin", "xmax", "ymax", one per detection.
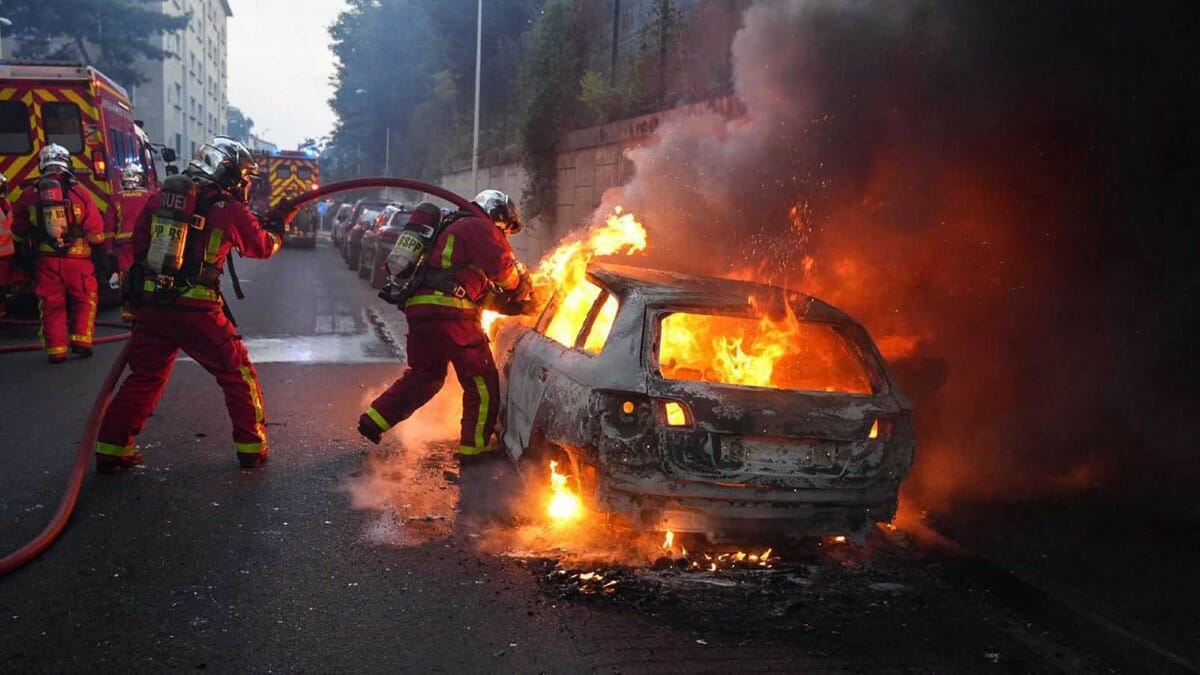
[
  {"xmin": 323, "ymin": 0, "xmax": 540, "ymax": 183},
  {"xmin": 227, "ymin": 106, "xmax": 254, "ymax": 143},
  {"xmin": 518, "ymin": 0, "xmax": 599, "ymax": 218},
  {"xmin": 2, "ymin": 0, "xmax": 189, "ymax": 86}
]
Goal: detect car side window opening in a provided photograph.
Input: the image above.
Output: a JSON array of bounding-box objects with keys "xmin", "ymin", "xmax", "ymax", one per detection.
[
  {"xmin": 43, "ymin": 102, "xmax": 84, "ymax": 152},
  {"xmin": 276, "ymin": 165, "xmax": 292, "ymax": 179},
  {"xmin": 540, "ymin": 280, "xmax": 617, "ymax": 354},
  {"xmin": 656, "ymin": 311, "xmax": 874, "ymax": 394},
  {"xmin": 581, "ymin": 293, "xmax": 619, "ymax": 354},
  {"xmin": 0, "ymin": 101, "xmax": 32, "ymax": 154}
]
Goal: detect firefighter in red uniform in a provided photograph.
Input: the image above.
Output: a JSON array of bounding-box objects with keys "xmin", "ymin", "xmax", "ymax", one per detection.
[
  {"xmin": 95, "ymin": 137, "xmax": 285, "ymax": 473},
  {"xmin": 358, "ymin": 191, "xmax": 533, "ymax": 462},
  {"xmin": 115, "ymin": 163, "xmax": 151, "ymax": 274},
  {"xmin": 10, "ymin": 144, "xmax": 109, "ymax": 362},
  {"xmin": 0, "ymin": 173, "xmax": 13, "ymax": 318}
]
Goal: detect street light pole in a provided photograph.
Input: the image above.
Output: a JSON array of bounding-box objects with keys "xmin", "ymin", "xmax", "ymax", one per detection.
[
  {"xmin": 384, "ymin": 127, "xmax": 390, "ymax": 176},
  {"xmin": 471, "ymin": 0, "xmax": 482, "ymax": 191}
]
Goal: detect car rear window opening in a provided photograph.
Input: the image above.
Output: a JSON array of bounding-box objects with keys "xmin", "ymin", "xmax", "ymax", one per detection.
[{"xmin": 657, "ymin": 312, "xmax": 873, "ymax": 394}]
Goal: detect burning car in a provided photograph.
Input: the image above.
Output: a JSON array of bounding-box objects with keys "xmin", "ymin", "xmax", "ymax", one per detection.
[{"xmin": 499, "ymin": 262, "xmax": 914, "ymax": 542}]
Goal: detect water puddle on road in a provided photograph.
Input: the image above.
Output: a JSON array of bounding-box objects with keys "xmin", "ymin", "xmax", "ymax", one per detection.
[{"xmin": 181, "ymin": 333, "xmax": 398, "ymax": 364}]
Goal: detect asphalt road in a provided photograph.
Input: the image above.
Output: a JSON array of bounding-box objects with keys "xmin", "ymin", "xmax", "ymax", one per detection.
[{"xmin": 0, "ymin": 238, "xmax": 1150, "ymax": 673}]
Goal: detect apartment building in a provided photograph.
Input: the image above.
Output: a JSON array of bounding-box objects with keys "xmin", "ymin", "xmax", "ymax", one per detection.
[{"xmin": 134, "ymin": 0, "xmax": 232, "ymax": 160}]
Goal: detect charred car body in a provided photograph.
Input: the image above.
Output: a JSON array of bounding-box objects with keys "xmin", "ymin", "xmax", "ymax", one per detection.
[{"xmin": 499, "ymin": 263, "xmax": 914, "ymax": 541}]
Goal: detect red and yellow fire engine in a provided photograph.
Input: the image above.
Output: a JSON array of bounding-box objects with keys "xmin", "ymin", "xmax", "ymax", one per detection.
[
  {"xmin": 249, "ymin": 148, "xmax": 320, "ymax": 248},
  {"xmin": 0, "ymin": 60, "xmax": 169, "ymax": 302}
]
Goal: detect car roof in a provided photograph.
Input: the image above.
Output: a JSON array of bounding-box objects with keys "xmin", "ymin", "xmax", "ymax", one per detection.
[{"xmin": 588, "ymin": 262, "xmax": 855, "ymax": 324}]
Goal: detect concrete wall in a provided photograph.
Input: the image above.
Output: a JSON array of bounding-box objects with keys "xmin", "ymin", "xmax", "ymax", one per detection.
[{"xmin": 439, "ymin": 95, "xmax": 744, "ymax": 264}]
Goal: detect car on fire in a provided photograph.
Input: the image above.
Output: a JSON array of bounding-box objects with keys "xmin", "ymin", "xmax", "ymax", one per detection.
[{"xmin": 498, "ymin": 262, "xmax": 914, "ymax": 542}]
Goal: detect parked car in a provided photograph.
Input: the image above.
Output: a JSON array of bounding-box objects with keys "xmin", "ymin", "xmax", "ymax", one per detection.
[
  {"xmin": 497, "ymin": 262, "xmax": 915, "ymax": 543},
  {"xmin": 359, "ymin": 203, "xmax": 411, "ymax": 287},
  {"xmin": 329, "ymin": 202, "xmax": 355, "ymax": 247},
  {"xmin": 339, "ymin": 199, "xmax": 390, "ymax": 267}
]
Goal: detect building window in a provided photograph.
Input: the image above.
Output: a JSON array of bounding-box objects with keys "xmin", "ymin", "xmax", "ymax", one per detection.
[{"xmin": 175, "ymin": 133, "xmax": 182, "ymax": 156}]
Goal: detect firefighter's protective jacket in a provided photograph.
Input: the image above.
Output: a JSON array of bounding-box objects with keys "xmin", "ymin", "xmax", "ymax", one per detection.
[
  {"xmin": 116, "ymin": 188, "xmax": 151, "ymax": 244},
  {"xmin": 11, "ymin": 181, "xmax": 106, "ymax": 258},
  {"xmin": 132, "ymin": 189, "xmax": 282, "ymax": 308},
  {"xmin": 404, "ymin": 213, "xmax": 521, "ymax": 320}
]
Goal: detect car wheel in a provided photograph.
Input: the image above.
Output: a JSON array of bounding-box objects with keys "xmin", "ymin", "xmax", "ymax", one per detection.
[
  {"xmin": 517, "ymin": 439, "xmax": 589, "ymax": 524},
  {"xmin": 370, "ymin": 248, "xmax": 388, "ymax": 289},
  {"xmin": 357, "ymin": 246, "xmax": 371, "ymax": 278}
]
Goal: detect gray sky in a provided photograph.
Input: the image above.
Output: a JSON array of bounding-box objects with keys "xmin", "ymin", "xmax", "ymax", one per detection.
[{"xmin": 227, "ymin": 0, "xmax": 348, "ymax": 150}]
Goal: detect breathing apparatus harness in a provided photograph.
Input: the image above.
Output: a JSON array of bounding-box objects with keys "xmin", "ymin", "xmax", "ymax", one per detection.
[
  {"xmin": 379, "ymin": 209, "xmax": 473, "ymax": 309},
  {"xmin": 128, "ymin": 174, "xmax": 246, "ymax": 319},
  {"xmin": 33, "ymin": 172, "xmax": 83, "ymax": 253}
]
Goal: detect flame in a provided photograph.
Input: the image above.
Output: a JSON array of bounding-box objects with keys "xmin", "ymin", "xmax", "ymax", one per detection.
[
  {"xmin": 532, "ymin": 207, "xmax": 647, "ymax": 348},
  {"xmin": 661, "ymin": 530, "xmax": 674, "ymax": 551},
  {"xmin": 546, "ymin": 460, "xmax": 583, "ymax": 524},
  {"xmin": 658, "ymin": 300, "xmax": 873, "ymax": 393}
]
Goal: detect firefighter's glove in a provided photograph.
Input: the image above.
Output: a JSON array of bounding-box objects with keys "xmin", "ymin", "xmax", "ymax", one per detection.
[{"xmin": 261, "ymin": 207, "xmax": 293, "ymax": 236}]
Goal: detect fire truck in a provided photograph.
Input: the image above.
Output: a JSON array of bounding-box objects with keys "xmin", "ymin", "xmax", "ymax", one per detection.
[
  {"xmin": 0, "ymin": 60, "xmax": 171, "ymax": 303},
  {"xmin": 249, "ymin": 148, "xmax": 320, "ymax": 248}
]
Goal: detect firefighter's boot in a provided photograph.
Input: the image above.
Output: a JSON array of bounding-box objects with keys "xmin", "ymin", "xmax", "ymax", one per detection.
[
  {"xmin": 357, "ymin": 414, "xmax": 383, "ymax": 445},
  {"xmin": 238, "ymin": 450, "xmax": 269, "ymax": 469},
  {"xmin": 72, "ymin": 345, "xmax": 93, "ymax": 358},
  {"xmin": 96, "ymin": 451, "xmax": 144, "ymax": 474}
]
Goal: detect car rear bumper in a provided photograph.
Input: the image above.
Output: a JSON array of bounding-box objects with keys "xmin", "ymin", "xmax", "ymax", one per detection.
[{"xmin": 596, "ymin": 470, "xmax": 899, "ymax": 538}]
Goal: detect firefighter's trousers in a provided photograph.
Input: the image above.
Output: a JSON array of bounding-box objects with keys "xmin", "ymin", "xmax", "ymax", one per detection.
[
  {"xmin": 35, "ymin": 256, "xmax": 97, "ymax": 357},
  {"xmin": 366, "ymin": 317, "xmax": 501, "ymax": 455},
  {"xmin": 97, "ymin": 304, "xmax": 269, "ymax": 459}
]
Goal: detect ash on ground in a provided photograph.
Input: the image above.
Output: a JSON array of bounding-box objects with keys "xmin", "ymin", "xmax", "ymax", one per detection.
[{"xmin": 520, "ymin": 528, "xmax": 941, "ymax": 639}]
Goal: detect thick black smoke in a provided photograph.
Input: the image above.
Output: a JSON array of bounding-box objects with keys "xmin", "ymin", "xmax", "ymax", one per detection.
[{"xmin": 597, "ymin": 0, "xmax": 1200, "ymax": 508}]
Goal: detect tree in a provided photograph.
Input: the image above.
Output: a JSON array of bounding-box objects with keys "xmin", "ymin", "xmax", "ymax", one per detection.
[
  {"xmin": 2, "ymin": 0, "xmax": 189, "ymax": 87},
  {"xmin": 227, "ymin": 106, "xmax": 254, "ymax": 143},
  {"xmin": 298, "ymin": 137, "xmax": 320, "ymax": 153}
]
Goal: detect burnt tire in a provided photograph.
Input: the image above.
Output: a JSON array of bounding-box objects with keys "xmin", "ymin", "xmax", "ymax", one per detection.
[{"xmin": 369, "ymin": 249, "xmax": 388, "ymax": 289}]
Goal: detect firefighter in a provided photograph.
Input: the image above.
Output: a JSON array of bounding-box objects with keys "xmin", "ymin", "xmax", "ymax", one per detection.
[
  {"xmin": 358, "ymin": 191, "xmax": 533, "ymax": 463},
  {"xmin": 10, "ymin": 144, "xmax": 109, "ymax": 362},
  {"xmin": 0, "ymin": 174, "xmax": 13, "ymax": 318},
  {"xmin": 115, "ymin": 163, "xmax": 151, "ymax": 274},
  {"xmin": 95, "ymin": 136, "xmax": 285, "ymax": 473}
]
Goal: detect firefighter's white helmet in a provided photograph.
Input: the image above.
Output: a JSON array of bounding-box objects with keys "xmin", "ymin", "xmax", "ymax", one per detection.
[
  {"xmin": 38, "ymin": 144, "xmax": 72, "ymax": 174},
  {"xmin": 121, "ymin": 163, "xmax": 146, "ymax": 189}
]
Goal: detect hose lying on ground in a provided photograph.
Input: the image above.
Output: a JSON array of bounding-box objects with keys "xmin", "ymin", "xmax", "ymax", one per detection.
[
  {"xmin": 1, "ymin": 318, "xmax": 130, "ymax": 329},
  {"xmin": 0, "ymin": 332, "xmax": 131, "ymax": 354},
  {"xmin": 0, "ymin": 317, "xmax": 133, "ymax": 354},
  {"xmin": 0, "ymin": 340, "xmax": 131, "ymax": 577}
]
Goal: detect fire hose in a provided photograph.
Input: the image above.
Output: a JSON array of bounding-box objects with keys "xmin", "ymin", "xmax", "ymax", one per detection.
[
  {"xmin": 0, "ymin": 319, "xmax": 133, "ymax": 354},
  {"xmin": 0, "ymin": 177, "xmax": 477, "ymax": 577}
]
